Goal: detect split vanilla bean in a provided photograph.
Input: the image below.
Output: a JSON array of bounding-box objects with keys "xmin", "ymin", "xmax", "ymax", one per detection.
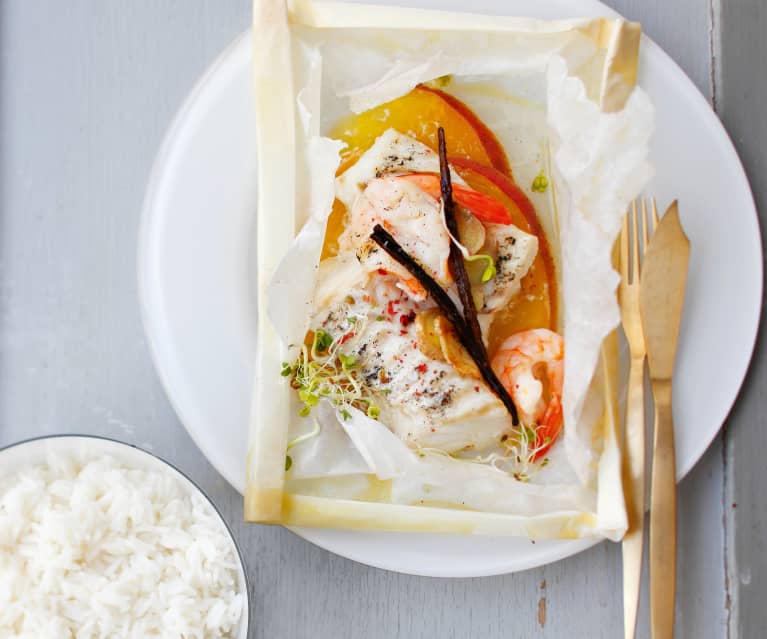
[
  {"xmin": 438, "ymin": 127, "xmax": 487, "ymax": 357},
  {"xmin": 370, "ymin": 223, "xmax": 519, "ymax": 424},
  {"xmin": 370, "ymin": 224, "xmax": 469, "ymax": 339}
]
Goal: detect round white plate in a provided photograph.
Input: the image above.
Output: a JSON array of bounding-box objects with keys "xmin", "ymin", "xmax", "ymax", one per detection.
[{"xmin": 138, "ymin": 0, "xmax": 762, "ymax": 577}]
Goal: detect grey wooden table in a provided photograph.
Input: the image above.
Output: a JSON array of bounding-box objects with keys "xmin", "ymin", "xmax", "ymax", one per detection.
[{"xmin": 0, "ymin": 1, "xmax": 763, "ymax": 637}]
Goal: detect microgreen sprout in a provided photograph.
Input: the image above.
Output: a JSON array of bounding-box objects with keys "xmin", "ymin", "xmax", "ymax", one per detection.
[
  {"xmin": 366, "ymin": 404, "xmax": 380, "ymax": 419},
  {"xmin": 287, "ymin": 419, "xmax": 321, "ymax": 449},
  {"xmin": 491, "ymin": 422, "xmax": 552, "ymax": 479},
  {"xmin": 312, "ymin": 329, "xmax": 334, "ymax": 355},
  {"xmin": 531, "ymin": 170, "xmax": 549, "ymax": 193},
  {"xmin": 426, "ymin": 74, "xmax": 452, "ymax": 89},
  {"xmin": 464, "ymin": 254, "xmax": 497, "ymax": 283},
  {"xmin": 280, "ymin": 318, "xmax": 384, "ymax": 421},
  {"xmin": 416, "ymin": 420, "xmax": 551, "ymax": 481}
]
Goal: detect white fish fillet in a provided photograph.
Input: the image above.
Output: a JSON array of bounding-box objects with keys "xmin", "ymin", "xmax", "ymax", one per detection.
[
  {"xmin": 479, "ymin": 223, "xmax": 539, "ymax": 313},
  {"xmin": 335, "ymin": 128, "xmax": 464, "ymax": 210},
  {"xmin": 311, "ymin": 278, "xmax": 512, "ymax": 453}
]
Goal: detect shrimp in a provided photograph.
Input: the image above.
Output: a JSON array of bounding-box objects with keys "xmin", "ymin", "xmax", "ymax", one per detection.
[
  {"xmin": 491, "ymin": 328, "xmax": 564, "ymax": 459},
  {"xmin": 338, "ymin": 177, "xmax": 452, "ymax": 300},
  {"xmin": 397, "ymin": 174, "xmax": 512, "ymax": 224}
]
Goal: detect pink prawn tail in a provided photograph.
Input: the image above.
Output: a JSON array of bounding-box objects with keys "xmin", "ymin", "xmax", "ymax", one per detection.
[{"xmin": 533, "ymin": 395, "xmax": 563, "ymax": 460}]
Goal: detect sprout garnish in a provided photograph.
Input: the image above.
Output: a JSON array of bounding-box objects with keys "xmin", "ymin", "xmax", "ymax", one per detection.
[
  {"xmin": 416, "ymin": 420, "xmax": 551, "ymax": 481},
  {"xmin": 531, "ymin": 170, "xmax": 549, "ymax": 193},
  {"xmin": 464, "ymin": 253, "xmax": 497, "ymax": 283},
  {"xmin": 287, "ymin": 418, "xmax": 321, "ymax": 449},
  {"xmin": 281, "ymin": 320, "xmax": 382, "ymax": 421}
]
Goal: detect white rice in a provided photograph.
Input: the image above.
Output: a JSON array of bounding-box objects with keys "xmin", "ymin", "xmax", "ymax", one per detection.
[{"xmin": 0, "ymin": 450, "xmax": 244, "ymax": 638}]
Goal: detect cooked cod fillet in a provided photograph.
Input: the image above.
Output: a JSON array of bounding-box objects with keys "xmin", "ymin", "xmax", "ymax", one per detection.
[{"xmin": 312, "ymin": 290, "xmax": 512, "ymax": 452}]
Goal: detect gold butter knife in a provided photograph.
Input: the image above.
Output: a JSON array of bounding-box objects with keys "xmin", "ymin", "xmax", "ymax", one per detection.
[{"xmin": 639, "ymin": 201, "xmax": 690, "ymax": 639}]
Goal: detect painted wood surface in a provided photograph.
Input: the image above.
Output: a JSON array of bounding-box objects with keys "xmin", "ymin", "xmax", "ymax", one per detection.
[
  {"xmin": 0, "ymin": 1, "xmax": 760, "ymax": 637},
  {"xmin": 716, "ymin": 1, "xmax": 767, "ymax": 637}
]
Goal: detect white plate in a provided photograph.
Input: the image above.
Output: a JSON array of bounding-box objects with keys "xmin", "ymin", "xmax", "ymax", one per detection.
[
  {"xmin": 138, "ymin": 0, "xmax": 762, "ymax": 577},
  {"xmin": 0, "ymin": 435, "xmax": 251, "ymax": 637}
]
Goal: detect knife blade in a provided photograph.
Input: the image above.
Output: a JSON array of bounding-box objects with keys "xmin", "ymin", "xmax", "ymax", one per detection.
[
  {"xmin": 640, "ymin": 201, "xmax": 690, "ymax": 380},
  {"xmin": 639, "ymin": 200, "xmax": 690, "ymax": 639}
]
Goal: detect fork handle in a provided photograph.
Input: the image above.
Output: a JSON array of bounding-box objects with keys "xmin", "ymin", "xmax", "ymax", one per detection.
[
  {"xmin": 649, "ymin": 381, "xmax": 676, "ymax": 639},
  {"xmin": 622, "ymin": 357, "xmax": 646, "ymax": 639}
]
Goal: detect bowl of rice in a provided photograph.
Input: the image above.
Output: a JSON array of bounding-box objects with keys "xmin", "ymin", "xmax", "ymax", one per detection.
[{"xmin": 0, "ymin": 435, "xmax": 249, "ymax": 638}]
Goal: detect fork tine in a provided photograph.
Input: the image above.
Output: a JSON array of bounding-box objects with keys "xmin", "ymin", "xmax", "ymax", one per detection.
[
  {"xmin": 631, "ymin": 199, "xmax": 640, "ymax": 282},
  {"xmin": 620, "ymin": 206, "xmax": 630, "ymax": 280},
  {"xmin": 650, "ymin": 197, "xmax": 660, "ymax": 230},
  {"xmin": 641, "ymin": 199, "xmax": 650, "ymax": 251}
]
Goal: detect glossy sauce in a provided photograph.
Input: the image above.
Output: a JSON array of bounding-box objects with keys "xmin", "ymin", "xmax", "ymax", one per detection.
[{"xmin": 322, "ymin": 87, "xmax": 557, "ymax": 357}]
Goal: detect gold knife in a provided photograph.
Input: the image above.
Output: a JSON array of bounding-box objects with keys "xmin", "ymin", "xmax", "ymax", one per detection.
[{"xmin": 639, "ymin": 201, "xmax": 690, "ymax": 639}]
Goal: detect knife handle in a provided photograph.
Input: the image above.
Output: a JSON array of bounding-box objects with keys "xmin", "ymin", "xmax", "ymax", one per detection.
[
  {"xmin": 649, "ymin": 381, "xmax": 676, "ymax": 639},
  {"xmin": 622, "ymin": 358, "xmax": 646, "ymax": 639}
]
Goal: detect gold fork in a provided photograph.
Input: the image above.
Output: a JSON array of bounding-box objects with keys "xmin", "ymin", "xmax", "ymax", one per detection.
[{"xmin": 619, "ymin": 198, "xmax": 658, "ymax": 639}]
